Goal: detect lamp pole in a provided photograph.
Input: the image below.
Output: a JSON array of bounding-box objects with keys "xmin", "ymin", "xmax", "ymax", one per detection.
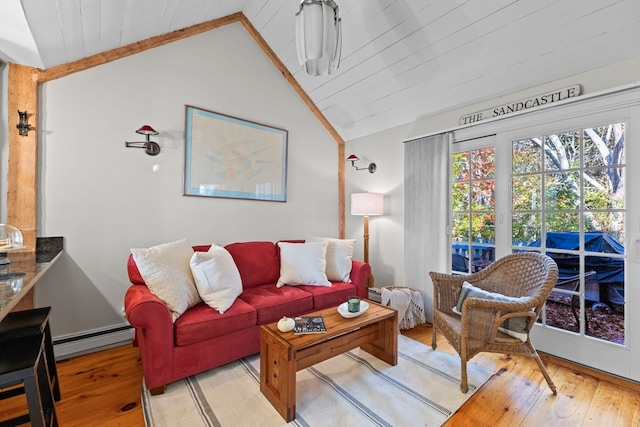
[{"xmin": 363, "ymin": 214, "xmax": 374, "ymax": 287}]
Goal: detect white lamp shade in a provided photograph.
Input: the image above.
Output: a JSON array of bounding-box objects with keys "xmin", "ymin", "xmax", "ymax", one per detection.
[
  {"xmin": 351, "ymin": 193, "xmax": 384, "ymax": 216},
  {"xmin": 295, "ymin": 0, "xmax": 342, "ymax": 76}
]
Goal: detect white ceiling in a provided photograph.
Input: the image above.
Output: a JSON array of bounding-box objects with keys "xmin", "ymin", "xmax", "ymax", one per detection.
[{"xmin": 1, "ymin": 0, "xmax": 639, "ymax": 141}]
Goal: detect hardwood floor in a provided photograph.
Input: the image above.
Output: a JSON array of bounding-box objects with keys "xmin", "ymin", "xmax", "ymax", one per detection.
[{"xmin": 2, "ymin": 324, "xmax": 638, "ymax": 426}]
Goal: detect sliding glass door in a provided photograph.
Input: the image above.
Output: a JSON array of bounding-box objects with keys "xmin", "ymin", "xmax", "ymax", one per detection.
[{"xmin": 449, "ymin": 87, "xmax": 639, "ymax": 380}]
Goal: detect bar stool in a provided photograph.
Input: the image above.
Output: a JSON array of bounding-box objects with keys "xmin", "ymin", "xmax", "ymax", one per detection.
[
  {"xmin": 0, "ymin": 307, "xmax": 60, "ymax": 401},
  {"xmin": 0, "ymin": 333, "xmax": 58, "ymax": 426}
]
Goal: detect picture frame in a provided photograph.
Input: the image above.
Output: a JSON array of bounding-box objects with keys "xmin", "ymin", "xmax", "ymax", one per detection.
[{"xmin": 183, "ymin": 105, "xmax": 288, "ymax": 201}]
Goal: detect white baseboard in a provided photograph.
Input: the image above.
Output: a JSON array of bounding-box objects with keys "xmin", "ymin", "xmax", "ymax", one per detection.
[{"xmin": 53, "ymin": 323, "xmax": 134, "ymax": 359}]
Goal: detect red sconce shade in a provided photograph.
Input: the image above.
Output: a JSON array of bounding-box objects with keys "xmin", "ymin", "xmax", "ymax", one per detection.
[{"xmin": 126, "ymin": 125, "xmax": 161, "ymax": 156}]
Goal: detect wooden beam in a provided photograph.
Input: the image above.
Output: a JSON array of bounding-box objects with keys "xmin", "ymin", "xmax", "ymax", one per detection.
[
  {"xmin": 38, "ymin": 13, "xmax": 244, "ymax": 83},
  {"xmin": 7, "ymin": 63, "xmax": 39, "ymax": 251},
  {"xmin": 338, "ymin": 143, "xmax": 345, "ymax": 238}
]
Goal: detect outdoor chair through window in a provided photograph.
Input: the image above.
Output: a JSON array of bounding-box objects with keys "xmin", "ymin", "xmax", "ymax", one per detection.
[{"xmin": 430, "ymin": 252, "xmax": 559, "ymax": 394}]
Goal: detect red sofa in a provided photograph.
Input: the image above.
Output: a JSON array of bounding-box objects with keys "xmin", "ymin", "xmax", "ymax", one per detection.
[{"xmin": 124, "ymin": 240, "xmax": 371, "ymax": 394}]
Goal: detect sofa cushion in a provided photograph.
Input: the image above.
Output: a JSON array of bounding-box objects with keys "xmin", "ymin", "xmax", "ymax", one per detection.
[
  {"xmin": 174, "ymin": 300, "xmax": 257, "ymax": 347},
  {"xmin": 190, "ymin": 245, "xmax": 242, "ymax": 314},
  {"xmin": 276, "ymin": 241, "xmax": 331, "ymax": 288},
  {"xmin": 238, "ymin": 284, "xmax": 314, "ymax": 324},
  {"xmin": 225, "ymin": 241, "xmax": 280, "ymax": 288},
  {"xmin": 297, "ymin": 282, "xmax": 357, "ymax": 310},
  {"xmin": 306, "ymin": 236, "xmax": 355, "ymax": 282},
  {"xmin": 130, "ymin": 239, "xmax": 201, "ymax": 322}
]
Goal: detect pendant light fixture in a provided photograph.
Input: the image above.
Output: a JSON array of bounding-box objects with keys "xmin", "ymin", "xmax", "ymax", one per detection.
[{"xmin": 295, "ymin": 0, "xmax": 342, "ymax": 76}]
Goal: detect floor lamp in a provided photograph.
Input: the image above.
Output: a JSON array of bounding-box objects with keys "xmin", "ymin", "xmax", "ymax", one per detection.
[{"xmin": 351, "ymin": 192, "xmax": 384, "ymax": 287}]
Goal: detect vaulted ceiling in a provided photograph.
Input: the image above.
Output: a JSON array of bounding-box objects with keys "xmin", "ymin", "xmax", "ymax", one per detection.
[{"xmin": 1, "ymin": 0, "xmax": 638, "ymax": 141}]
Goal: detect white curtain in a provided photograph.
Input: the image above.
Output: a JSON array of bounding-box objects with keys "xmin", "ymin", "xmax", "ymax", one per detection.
[{"xmin": 404, "ymin": 132, "xmax": 452, "ymax": 322}]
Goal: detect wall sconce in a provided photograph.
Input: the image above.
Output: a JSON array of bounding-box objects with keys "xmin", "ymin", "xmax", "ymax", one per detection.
[
  {"xmin": 125, "ymin": 125, "xmax": 161, "ymax": 156},
  {"xmin": 16, "ymin": 110, "xmax": 32, "ymax": 136},
  {"xmin": 346, "ymin": 154, "xmax": 376, "ymax": 173}
]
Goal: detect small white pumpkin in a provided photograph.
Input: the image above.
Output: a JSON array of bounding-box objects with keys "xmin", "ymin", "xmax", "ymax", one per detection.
[{"xmin": 277, "ymin": 316, "xmax": 295, "ymax": 332}]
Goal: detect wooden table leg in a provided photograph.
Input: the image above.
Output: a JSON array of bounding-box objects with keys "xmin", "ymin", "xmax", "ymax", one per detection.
[
  {"xmin": 260, "ymin": 330, "xmax": 297, "ymax": 422},
  {"xmin": 361, "ymin": 311, "xmax": 398, "ymax": 365}
]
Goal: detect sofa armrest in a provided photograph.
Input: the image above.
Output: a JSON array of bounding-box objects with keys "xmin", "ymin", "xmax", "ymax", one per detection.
[
  {"xmin": 124, "ymin": 284, "xmax": 175, "ymax": 389},
  {"xmin": 350, "ymin": 260, "xmax": 371, "ymax": 299}
]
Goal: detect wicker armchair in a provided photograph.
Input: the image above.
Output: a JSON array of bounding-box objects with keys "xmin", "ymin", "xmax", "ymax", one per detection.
[{"xmin": 429, "ymin": 252, "xmax": 559, "ymax": 394}]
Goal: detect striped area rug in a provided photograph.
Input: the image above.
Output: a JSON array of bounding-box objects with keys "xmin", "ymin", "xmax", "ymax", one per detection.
[{"xmin": 142, "ymin": 335, "xmax": 493, "ymax": 427}]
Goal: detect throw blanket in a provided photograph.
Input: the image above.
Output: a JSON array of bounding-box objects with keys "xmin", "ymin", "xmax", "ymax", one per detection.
[{"xmin": 381, "ymin": 287, "xmax": 426, "ymax": 329}]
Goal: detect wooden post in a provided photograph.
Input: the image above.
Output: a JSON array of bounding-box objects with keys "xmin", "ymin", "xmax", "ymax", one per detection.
[
  {"xmin": 7, "ymin": 63, "xmax": 39, "ymax": 251},
  {"xmin": 7, "ymin": 64, "xmax": 39, "ymax": 310}
]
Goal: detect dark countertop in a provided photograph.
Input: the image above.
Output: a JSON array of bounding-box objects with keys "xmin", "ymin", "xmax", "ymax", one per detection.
[{"xmin": 0, "ymin": 237, "xmax": 63, "ymax": 321}]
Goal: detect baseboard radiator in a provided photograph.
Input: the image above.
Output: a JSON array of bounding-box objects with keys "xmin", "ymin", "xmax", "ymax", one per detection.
[{"xmin": 53, "ymin": 323, "xmax": 134, "ymax": 359}]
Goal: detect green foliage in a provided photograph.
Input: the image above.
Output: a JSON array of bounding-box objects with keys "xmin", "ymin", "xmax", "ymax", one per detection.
[{"xmin": 454, "ymin": 123, "xmax": 625, "ymax": 244}]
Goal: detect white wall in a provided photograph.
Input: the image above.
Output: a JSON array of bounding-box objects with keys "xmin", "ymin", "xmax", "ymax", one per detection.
[
  {"xmin": 31, "ymin": 23, "xmax": 340, "ymax": 347},
  {"xmin": 345, "ymin": 57, "xmax": 640, "ymax": 290}
]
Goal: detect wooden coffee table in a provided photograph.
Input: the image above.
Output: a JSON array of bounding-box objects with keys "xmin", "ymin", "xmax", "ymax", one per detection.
[{"xmin": 259, "ymin": 301, "xmax": 398, "ymax": 422}]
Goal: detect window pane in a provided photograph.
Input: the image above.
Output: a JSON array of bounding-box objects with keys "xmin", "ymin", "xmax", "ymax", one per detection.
[
  {"xmin": 544, "ymin": 131, "xmax": 580, "ymax": 171},
  {"xmin": 452, "ymin": 213, "xmax": 470, "ymax": 242},
  {"xmin": 471, "ymin": 213, "xmax": 495, "ymax": 242},
  {"xmin": 584, "ymin": 123, "xmax": 625, "ymax": 167},
  {"xmin": 471, "ymin": 148, "xmax": 495, "ymax": 179},
  {"xmin": 513, "ymin": 138, "xmax": 541, "ymax": 173},
  {"xmin": 584, "ymin": 255, "xmax": 625, "ymax": 344},
  {"xmin": 545, "ymin": 212, "xmax": 580, "ymax": 232},
  {"xmin": 512, "ymin": 213, "xmax": 541, "ymax": 244},
  {"xmin": 585, "ymin": 213, "xmax": 625, "ymax": 247},
  {"xmin": 545, "ymin": 171, "xmax": 580, "ymax": 210},
  {"xmin": 471, "ymin": 180, "xmax": 494, "ymax": 210},
  {"xmin": 452, "ymin": 152, "xmax": 469, "ymax": 181},
  {"xmin": 513, "ymin": 175, "xmax": 541, "ymax": 210},
  {"xmin": 584, "ymin": 167, "xmax": 624, "ymax": 210},
  {"xmin": 452, "ymin": 182, "xmax": 469, "ymax": 211}
]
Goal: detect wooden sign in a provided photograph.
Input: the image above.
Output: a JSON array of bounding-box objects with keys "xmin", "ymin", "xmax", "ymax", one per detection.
[{"xmin": 459, "ymin": 84, "xmax": 581, "ymax": 126}]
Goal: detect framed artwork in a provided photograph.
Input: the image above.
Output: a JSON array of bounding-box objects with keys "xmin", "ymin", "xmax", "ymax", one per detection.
[{"xmin": 184, "ymin": 105, "xmax": 288, "ymax": 201}]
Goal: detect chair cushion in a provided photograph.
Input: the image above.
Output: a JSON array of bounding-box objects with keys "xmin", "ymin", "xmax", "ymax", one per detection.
[{"xmin": 453, "ymin": 281, "xmax": 529, "ymax": 341}]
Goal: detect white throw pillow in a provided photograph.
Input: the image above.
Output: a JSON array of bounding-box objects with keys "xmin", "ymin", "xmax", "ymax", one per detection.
[
  {"xmin": 306, "ymin": 236, "xmax": 354, "ymax": 282},
  {"xmin": 276, "ymin": 241, "xmax": 331, "ymax": 288},
  {"xmin": 131, "ymin": 239, "xmax": 201, "ymax": 322},
  {"xmin": 190, "ymin": 245, "xmax": 242, "ymax": 314}
]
